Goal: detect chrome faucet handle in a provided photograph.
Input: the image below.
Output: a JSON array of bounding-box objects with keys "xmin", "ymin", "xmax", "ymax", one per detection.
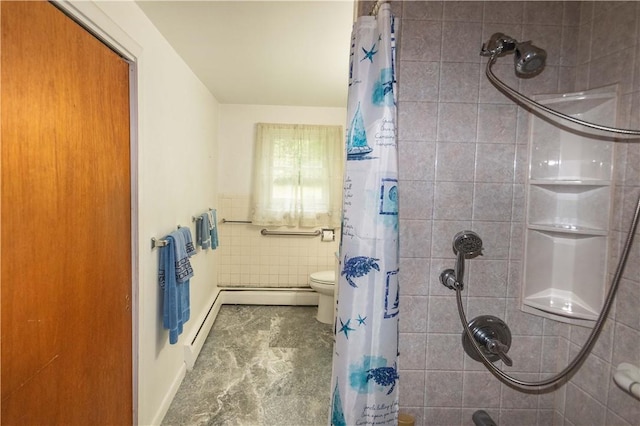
[
  {"xmin": 485, "ymin": 338, "xmax": 513, "ymax": 367},
  {"xmin": 462, "ymin": 315, "xmax": 513, "ymax": 367}
]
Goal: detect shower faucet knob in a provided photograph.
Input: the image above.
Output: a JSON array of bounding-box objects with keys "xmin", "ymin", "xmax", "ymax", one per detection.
[
  {"xmin": 462, "ymin": 315, "xmax": 513, "ymax": 367},
  {"xmin": 485, "ymin": 338, "xmax": 513, "ymax": 367}
]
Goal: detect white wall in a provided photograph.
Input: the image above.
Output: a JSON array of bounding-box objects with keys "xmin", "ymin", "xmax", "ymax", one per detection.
[
  {"xmin": 218, "ymin": 104, "xmax": 347, "ymax": 194},
  {"xmin": 216, "ymin": 105, "xmax": 346, "ymax": 289},
  {"xmin": 69, "ymin": 1, "xmax": 221, "ymax": 424}
]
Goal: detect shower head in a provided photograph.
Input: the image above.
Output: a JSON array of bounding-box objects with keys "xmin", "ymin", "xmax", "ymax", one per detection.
[
  {"xmin": 450, "ymin": 230, "xmax": 483, "ymax": 290},
  {"xmin": 513, "ymin": 41, "xmax": 547, "ymax": 77},
  {"xmin": 453, "ymin": 230, "xmax": 484, "ymax": 258},
  {"xmin": 480, "ymin": 32, "xmax": 547, "ymax": 78}
]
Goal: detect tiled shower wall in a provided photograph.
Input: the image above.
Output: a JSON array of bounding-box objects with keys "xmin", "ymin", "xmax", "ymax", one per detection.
[
  {"xmin": 563, "ymin": 3, "xmax": 640, "ymax": 425},
  {"xmin": 216, "ymin": 194, "xmax": 338, "ymax": 287},
  {"xmin": 357, "ymin": 1, "xmax": 640, "ymax": 425}
]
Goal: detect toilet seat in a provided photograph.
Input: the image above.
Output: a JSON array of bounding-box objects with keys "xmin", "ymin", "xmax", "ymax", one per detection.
[{"xmin": 310, "ymin": 270, "xmax": 335, "ymax": 285}]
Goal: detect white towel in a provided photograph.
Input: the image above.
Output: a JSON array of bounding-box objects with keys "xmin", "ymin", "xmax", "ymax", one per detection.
[{"xmin": 206, "ymin": 210, "xmax": 215, "ymax": 230}]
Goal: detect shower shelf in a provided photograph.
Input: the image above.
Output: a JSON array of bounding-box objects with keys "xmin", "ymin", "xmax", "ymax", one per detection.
[
  {"xmin": 529, "ymin": 179, "xmax": 610, "ymax": 187},
  {"xmin": 522, "ymin": 85, "xmax": 617, "ymax": 325},
  {"xmin": 523, "ymin": 288, "xmax": 599, "ymax": 321},
  {"xmin": 527, "ymin": 224, "xmax": 607, "ymax": 236}
]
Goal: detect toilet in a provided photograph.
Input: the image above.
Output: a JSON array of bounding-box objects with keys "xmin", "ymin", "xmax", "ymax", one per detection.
[{"xmin": 309, "ymin": 270, "xmax": 336, "ymax": 324}]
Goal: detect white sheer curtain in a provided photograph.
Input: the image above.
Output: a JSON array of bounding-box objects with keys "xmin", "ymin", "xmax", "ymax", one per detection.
[{"xmin": 250, "ymin": 123, "xmax": 343, "ymax": 228}]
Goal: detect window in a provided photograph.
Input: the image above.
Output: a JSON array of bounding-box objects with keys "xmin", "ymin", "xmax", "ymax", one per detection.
[{"xmin": 250, "ymin": 123, "xmax": 343, "ymax": 228}]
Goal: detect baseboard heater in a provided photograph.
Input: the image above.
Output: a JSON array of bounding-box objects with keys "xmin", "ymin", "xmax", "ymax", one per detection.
[
  {"xmin": 183, "ymin": 290, "xmax": 223, "ymax": 370},
  {"xmin": 182, "ymin": 288, "xmax": 319, "ymax": 370}
]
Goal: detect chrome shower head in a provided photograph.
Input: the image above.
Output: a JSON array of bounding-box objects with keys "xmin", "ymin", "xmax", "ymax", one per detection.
[
  {"xmin": 453, "ymin": 230, "xmax": 483, "ymax": 258},
  {"xmin": 480, "ymin": 32, "xmax": 547, "ymax": 78},
  {"xmin": 451, "ymin": 231, "xmax": 483, "ymax": 290},
  {"xmin": 513, "ymin": 41, "xmax": 546, "ymax": 77}
]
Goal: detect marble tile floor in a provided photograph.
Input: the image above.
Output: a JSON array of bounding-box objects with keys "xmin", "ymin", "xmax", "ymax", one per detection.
[{"xmin": 161, "ymin": 305, "xmax": 334, "ymax": 426}]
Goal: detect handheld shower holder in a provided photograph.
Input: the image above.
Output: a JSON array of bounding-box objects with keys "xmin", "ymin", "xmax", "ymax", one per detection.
[
  {"xmin": 440, "ymin": 268, "xmax": 462, "ymax": 291},
  {"xmin": 480, "ymin": 32, "xmax": 517, "ymax": 57}
]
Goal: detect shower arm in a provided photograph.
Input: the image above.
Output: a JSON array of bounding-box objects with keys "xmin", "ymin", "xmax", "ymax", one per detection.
[
  {"xmin": 485, "ymin": 55, "xmax": 640, "ymax": 137},
  {"xmin": 455, "ymin": 192, "xmax": 640, "ymax": 391}
]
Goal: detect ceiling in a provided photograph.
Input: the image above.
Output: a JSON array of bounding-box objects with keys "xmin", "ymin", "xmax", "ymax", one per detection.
[{"xmin": 136, "ymin": 1, "xmax": 355, "ymax": 107}]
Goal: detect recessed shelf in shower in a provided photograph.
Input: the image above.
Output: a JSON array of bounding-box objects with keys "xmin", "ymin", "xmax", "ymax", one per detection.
[{"xmin": 522, "ymin": 85, "xmax": 617, "ymax": 326}]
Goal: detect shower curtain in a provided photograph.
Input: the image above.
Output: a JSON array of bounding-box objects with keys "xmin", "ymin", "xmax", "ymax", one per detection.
[{"xmin": 330, "ymin": 4, "xmax": 398, "ymax": 425}]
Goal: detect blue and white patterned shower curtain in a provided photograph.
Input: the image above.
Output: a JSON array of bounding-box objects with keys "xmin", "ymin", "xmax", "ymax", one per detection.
[{"xmin": 330, "ymin": 4, "xmax": 398, "ymax": 425}]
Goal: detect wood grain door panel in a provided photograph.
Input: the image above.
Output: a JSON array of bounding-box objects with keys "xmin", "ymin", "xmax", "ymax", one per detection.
[{"xmin": 1, "ymin": 2, "xmax": 133, "ymax": 424}]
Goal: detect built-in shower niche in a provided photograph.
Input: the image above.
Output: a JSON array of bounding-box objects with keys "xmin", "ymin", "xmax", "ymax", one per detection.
[
  {"xmin": 522, "ymin": 85, "xmax": 617, "ymax": 326},
  {"xmin": 529, "ymin": 87, "xmax": 616, "ymax": 181},
  {"xmin": 524, "ymin": 231, "xmax": 607, "ymax": 320},
  {"xmin": 527, "ymin": 184, "xmax": 610, "ymax": 232}
]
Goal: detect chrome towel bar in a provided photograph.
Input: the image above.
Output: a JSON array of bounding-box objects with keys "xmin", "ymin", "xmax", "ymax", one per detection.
[
  {"xmin": 192, "ymin": 208, "xmax": 214, "ymax": 223},
  {"xmin": 151, "ymin": 224, "xmax": 184, "ymax": 249},
  {"xmin": 151, "ymin": 237, "xmax": 169, "ymax": 249}
]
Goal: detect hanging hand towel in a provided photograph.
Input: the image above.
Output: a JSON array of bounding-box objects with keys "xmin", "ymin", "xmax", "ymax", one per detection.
[
  {"xmin": 177, "ymin": 227, "xmax": 195, "ymax": 322},
  {"xmin": 196, "ymin": 213, "xmax": 211, "ymax": 250},
  {"xmin": 158, "ymin": 236, "xmax": 186, "ymax": 344},
  {"xmin": 206, "ymin": 210, "xmax": 215, "ymax": 230},
  {"xmin": 171, "ymin": 227, "xmax": 195, "ymax": 283},
  {"xmin": 178, "ymin": 226, "xmax": 196, "ymax": 258},
  {"xmin": 209, "ymin": 209, "xmax": 219, "ymax": 250}
]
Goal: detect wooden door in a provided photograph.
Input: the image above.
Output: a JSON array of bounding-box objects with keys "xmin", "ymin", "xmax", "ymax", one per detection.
[{"xmin": 1, "ymin": 2, "xmax": 133, "ymax": 424}]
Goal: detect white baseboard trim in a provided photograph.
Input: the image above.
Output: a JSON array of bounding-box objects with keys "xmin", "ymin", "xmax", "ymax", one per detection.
[
  {"xmin": 219, "ymin": 288, "xmax": 319, "ymax": 306},
  {"xmin": 152, "ymin": 362, "xmax": 186, "ymax": 426}
]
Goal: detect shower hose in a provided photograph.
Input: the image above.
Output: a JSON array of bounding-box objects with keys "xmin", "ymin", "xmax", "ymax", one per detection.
[
  {"xmin": 485, "ymin": 55, "xmax": 640, "ymax": 138},
  {"xmin": 456, "ymin": 192, "xmax": 640, "ymax": 391}
]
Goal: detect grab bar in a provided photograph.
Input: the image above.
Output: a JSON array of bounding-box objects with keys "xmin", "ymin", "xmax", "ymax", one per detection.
[
  {"xmin": 260, "ymin": 229, "xmax": 321, "ymax": 237},
  {"xmin": 222, "ymin": 219, "xmax": 252, "ymax": 224}
]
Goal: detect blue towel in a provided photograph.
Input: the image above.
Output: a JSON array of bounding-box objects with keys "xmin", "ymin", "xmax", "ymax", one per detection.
[
  {"xmin": 173, "ymin": 227, "xmax": 194, "ymax": 330},
  {"xmin": 171, "ymin": 227, "xmax": 195, "ymax": 283},
  {"xmin": 210, "ymin": 209, "xmax": 219, "ymax": 250},
  {"xmin": 159, "ymin": 236, "xmax": 187, "ymax": 344},
  {"xmin": 196, "ymin": 213, "xmax": 211, "ymax": 249},
  {"xmin": 178, "ymin": 226, "xmax": 196, "ymax": 258},
  {"xmin": 158, "ymin": 227, "xmax": 196, "ymax": 344}
]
